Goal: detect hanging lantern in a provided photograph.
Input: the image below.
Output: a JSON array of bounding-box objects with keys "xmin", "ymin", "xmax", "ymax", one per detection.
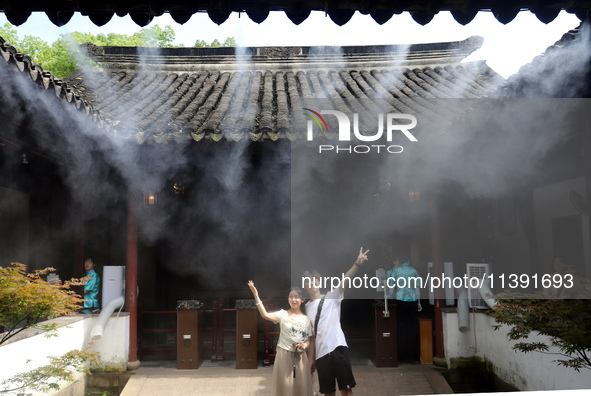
[
  {"xmin": 143, "ymin": 191, "xmax": 161, "ymax": 227},
  {"xmin": 373, "ymin": 180, "xmax": 392, "ymax": 201},
  {"xmin": 408, "ymin": 190, "xmax": 421, "ymax": 202},
  {"xmin": 143, "ymin": 192, "xmax": 161, "ymax": 206},
  {"xmin": 173, "ymin": 182, "xmax": 185, "ymax": 196}
]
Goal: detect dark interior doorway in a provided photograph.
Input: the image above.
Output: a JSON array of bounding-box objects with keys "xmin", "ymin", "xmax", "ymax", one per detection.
[{"xmin": 552, "ymin": 214, "xmax": 586, "ymax": 276}]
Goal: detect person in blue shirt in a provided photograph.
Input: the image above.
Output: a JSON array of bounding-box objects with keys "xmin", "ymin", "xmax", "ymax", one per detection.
[
  {"xmin": 386, "ymin": 253, "xmax": 421, "ymax": 364},
  {"xmin": 83, "ymin": 258, "xmax": 100, "ymax": 313}
]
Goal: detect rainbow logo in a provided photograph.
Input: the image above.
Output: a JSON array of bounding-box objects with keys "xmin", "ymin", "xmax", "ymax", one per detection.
[{"xmin": 303, "ymin": 108, "xmax": 328, "ymax": 133}]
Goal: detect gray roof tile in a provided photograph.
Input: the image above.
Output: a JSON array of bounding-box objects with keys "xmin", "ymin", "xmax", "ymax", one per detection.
[{"xmin": 2, "ymin": 35, "xmax": 505, "ymax": 143}]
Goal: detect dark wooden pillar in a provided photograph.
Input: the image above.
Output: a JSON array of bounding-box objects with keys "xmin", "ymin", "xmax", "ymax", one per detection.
[
  {"xmin": 430, "ymin": 191, "xmax": 445, "ymax": 359},
  {"xmin": 73, "ymin": 203, "xmax": 85, "ymax": 298},
  {"xmin": 73, "ymin": 203, "xmax": 84, "ymax": 277},
  {"xmin": 126, "ymin": 191, "xmax": 139, "ymax": 365}
]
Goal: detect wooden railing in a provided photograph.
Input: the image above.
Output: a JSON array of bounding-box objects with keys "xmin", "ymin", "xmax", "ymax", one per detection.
[
  {"xmin": 138, "ymin": 293, "xmax": 284, "ymax": 363},
  {"xmin": 207, "ymin": 298, "xmax": 237, "ymax": 361},
  {"xmin": 138, "ymin": 310, "xmax": 176, "ymax": 358}
]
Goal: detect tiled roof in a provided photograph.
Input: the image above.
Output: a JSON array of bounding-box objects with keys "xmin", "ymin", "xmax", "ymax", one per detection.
[
  {"xmin": 0, "ymin": 0, "xmax": 587, "ymax": 27},
  {"xmin": 0, "ymin": 35, "xmax": 111, "ymax": 130},
  {"xmin": 499, "ymin": 23, "xmax": 591, "ymax": 98},
  {"xmin": 62, "ymin": 37, "xmax": 504, "ymax": 144}
]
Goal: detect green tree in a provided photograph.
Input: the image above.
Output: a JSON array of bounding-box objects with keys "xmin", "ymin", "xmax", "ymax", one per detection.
[
  {"xmin": 1, "ymin": 22, "xmax": 236, "ymax": 78},
  {"xmin": 0, "ymin": 262, "xmax": 86, "ymax": 345},
  {"xmin": 0, "ymin": 23, "xmax": 51, "ymax": 61},
  {"xmin": 49, "ymin": 24, "xmax": 180, "ymax": 76},
  {"xmin": 1, "ymin": 348, "xmax": 99, "ymax": 395},
  {"xmin": 0, "ymin": 22, "xmax": 18, "ymax": 45},
  {"xmin": 36, "ymin": 36, "xmax": 83, "ymax": 82},
  {"xmin": 1, "ymin": 23, "xmax": 180, "ymax": 78},
  {"xmin": 222, "ymin": 37, "xmax": 238, "ymax": 47},
  {"xmin": 0, "ymin": 263, "xmax": 99, "ymax": 395},
  {"xmin": 136, "ymin": 24, "xmax": 177, "ymax": 47},
  {"xmin": 490, "ymin": 295, "xmax": 591, "ymax": 371},
  {"xmin": 194, "ymin": 37, "xmax": 237, "ymax": 47},
  {"xmin": 1, "ymin": 23, "xmax": 84, "ymax": 78},
  {"xmin": 69, "ymin": 24, "xmax": 178, "ymax": 48}
]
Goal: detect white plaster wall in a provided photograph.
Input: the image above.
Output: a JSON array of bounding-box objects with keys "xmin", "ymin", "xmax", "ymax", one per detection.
[
  {"xmin": 443, "ymin": 310, "xmax": 591, "ymax": 391},
  {"xmin": 88, "ymin": 313, "xmax": 130, "ymax": 372},
  {"xmin": 0, "ymin": 314, "xmax": 129, "ymax": 395}
]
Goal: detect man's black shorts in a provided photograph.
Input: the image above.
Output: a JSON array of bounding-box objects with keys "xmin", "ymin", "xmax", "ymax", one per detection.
[{"xmin": 315, "ymin": 346, "xmax": 356, "ymax": 394}]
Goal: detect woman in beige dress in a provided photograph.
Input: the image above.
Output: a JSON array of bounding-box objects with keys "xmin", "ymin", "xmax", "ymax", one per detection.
[{"xmin": 248, "ymin": 281, "xmax": 314, "ymax": 396}]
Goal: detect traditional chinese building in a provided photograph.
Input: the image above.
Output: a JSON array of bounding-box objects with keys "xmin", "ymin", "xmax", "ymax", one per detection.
[{"xmin": 1, "ymin": 20, "xmax": 590, "ymax": 368}]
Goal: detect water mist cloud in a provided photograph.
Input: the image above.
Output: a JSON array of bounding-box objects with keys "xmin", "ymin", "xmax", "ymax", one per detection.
[{"xmin": 289, "ymin": 95, "xmax": 586, "ymax": 297}]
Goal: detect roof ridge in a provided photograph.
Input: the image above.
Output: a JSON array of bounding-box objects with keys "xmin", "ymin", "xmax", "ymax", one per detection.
[
  {"xmin": 87, "ymin": 35, "xmax": 483, "ymax": 53},
  {"xmin": 82, "ymin": 36, "xmax": 484, "ymax": 71}
]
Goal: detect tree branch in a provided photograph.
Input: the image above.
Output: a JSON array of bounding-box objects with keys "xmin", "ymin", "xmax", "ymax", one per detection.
[{"xmin": 0, "ymin": 315, "xmax": 43, "ymax": 346}]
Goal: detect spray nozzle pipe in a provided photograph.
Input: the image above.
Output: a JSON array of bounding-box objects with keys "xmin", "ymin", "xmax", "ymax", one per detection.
[{"xmin": 383, "ymin": 278, "xmax": 390, "ymax": 318}]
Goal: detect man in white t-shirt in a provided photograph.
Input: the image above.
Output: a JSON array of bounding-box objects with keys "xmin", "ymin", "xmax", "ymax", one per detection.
[{"xmin": 303, "ymin": 247, "xmax": 369, "ymax": 396}]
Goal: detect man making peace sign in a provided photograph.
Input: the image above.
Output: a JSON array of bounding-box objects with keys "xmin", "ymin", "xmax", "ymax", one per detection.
[{"xmin": 303, "ymin": 247, "xmax": 369, "ymax": 396}]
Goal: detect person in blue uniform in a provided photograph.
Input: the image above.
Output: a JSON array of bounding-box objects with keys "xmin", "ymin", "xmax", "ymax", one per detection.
[
  {"xmin": 386, "ymin": 253, "xmax": 421, "ymax": 364},
  {"xmin": 83, "ymin": 258, "xmax": 100, "ymax": 313}
]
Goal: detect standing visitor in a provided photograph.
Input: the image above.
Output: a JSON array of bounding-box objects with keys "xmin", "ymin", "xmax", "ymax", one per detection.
[
  {"xmin": 303, "ymin": 247, "xmax": 369, "ymax": 396},
  {"xmin": 248, "ymin": 281, "xmax": 314, "ymax": 396},
  {"xmin": 387, "ymin": 253, "xmax": 421, "ymax": 364},
  {"xmin": 83, "ymin": 258, "xmax": 100, "ymax": 313}
]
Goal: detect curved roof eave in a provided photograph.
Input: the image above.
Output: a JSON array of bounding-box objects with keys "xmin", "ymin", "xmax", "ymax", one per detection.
[{"xmin": 0, "ymin": 1, "xmax": 588, "ymax": 28}]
